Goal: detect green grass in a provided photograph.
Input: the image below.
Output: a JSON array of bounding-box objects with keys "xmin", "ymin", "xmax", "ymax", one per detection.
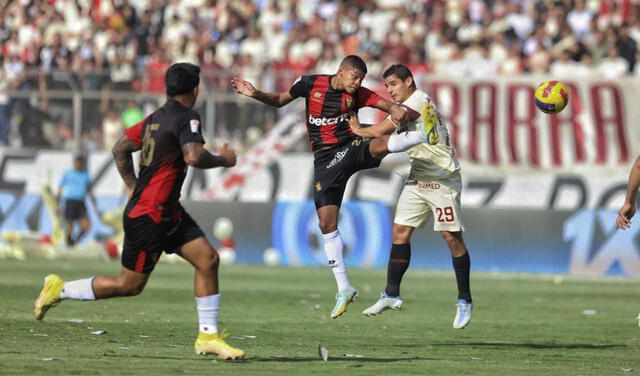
[{"xmin": 0, "ymin": 259, "xmax": 639, "ymax": 375}]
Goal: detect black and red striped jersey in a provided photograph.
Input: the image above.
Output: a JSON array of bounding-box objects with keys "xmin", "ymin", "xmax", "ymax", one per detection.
[
  {"xmin": 289, "ymin": 74, "xmax": 382, "ymax": 151},
  {"xmin": 123, "ymin": 99, "xmax": 205, "ymax": 223}
]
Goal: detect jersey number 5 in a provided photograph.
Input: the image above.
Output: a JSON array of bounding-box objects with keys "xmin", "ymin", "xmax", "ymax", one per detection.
[{"xmin": 141, "ymin": 123, "xmax": 160, "ymax": 166}]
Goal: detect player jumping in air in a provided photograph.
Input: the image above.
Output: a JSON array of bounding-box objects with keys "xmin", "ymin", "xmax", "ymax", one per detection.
[
  {"xmin": 349, "ymin": 64, "xmax": 473, "ymax": 329},
  {"xmin": 34, "ymin": 63, "xmax": 246, "ymax": 359},
  {"xmin": 231, "ymin": 55, "xmax": 428, "ymax": 318}
]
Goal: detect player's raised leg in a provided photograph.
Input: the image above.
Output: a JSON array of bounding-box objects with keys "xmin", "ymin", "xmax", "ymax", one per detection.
[
  {"xmin": 317, "ymin": 205, "xmax": 358, "ymax": 319},
  {"xmin": 34, "ymin": 267, "xmax": 149, "ymax": 320},
  {"xmin": 178, "ymin": 236, "xmax": 245, "ymax": 360},
  {"xmin": 442, "ymin": 231, "xmax": 473, "ymax": 329},
  {"xmin": 366, "ymin": 131, "xmax": 426, "ymax": 159},
  {"xmin": 363, "ymin": 223, "xmax": 413, "ymax": 316}
]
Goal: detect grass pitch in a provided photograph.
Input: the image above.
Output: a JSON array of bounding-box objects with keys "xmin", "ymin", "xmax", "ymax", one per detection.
[{"xmin": 1, "ymin": 259, "xmax": 638, "ymax": 375}]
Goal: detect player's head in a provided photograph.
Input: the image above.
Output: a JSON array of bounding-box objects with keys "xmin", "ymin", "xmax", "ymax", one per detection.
[
  {"xmin": 383, "ymin": 64, "xmax": 416, "ymax": 103},
  {"xmin": 73, "ymin": 154, "xmax": 86, "ymax": 171},
  {"xmin": 336, "ymin": 55, "xmax": 367, "ymax": 94},
  {"xmin": 165, "ymin": 62, "xmax": 201, "ymax": 107}
]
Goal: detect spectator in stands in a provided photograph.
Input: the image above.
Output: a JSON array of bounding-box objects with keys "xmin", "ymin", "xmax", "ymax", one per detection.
[
  {"xmin": 4, "ymin": 0, "xmax": 640, "ymax": 151},
  {"xmin": 550, "ymin": 50, "xmax": 579, "ymax": 77},
  {"xmin": 598, "ymin": 45, "xmax": 630, "ymax": 78},
  {"xmin": 0, "ymin": 56, "xmax": 9, "ymax": 145},
  {"xmin": 121, "ymin": 101, "xmax": 144, "ymax": 129},
  {"xmin": 616, "ymin": 23, "xmax": 637, "ymax": 72},
  {"xmin": 102, "ymin": 108, "xmax": 123, "ymax": 152}
]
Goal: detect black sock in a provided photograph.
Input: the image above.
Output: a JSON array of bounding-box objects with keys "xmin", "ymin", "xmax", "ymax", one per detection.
[
  {"xmin": 75, "ymin": 229, "xmax": 87, "ymax": 243},
  {"xmin": 384, "ymin": 243, "xmax": 411, "ymax": 297},
  {"xmin": 452, "ymin": 252, "xmax": 472, "ymax": 302}
]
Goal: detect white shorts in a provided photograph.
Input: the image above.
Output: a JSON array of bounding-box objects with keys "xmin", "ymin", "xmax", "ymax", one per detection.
[{"xmin": 394, "ymin": 172, "xmax": 464, "ymax": 232}]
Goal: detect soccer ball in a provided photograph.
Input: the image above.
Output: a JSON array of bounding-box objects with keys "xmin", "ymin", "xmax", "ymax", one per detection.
[{"xmin": 534, "ymin": 80, "xmax": 569, "ymax": 114}]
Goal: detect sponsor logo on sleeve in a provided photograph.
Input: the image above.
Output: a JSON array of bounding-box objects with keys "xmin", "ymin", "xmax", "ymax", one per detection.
[{"xmin": 190, "ymin": 119, "xmax": 200, "ymax": 134}]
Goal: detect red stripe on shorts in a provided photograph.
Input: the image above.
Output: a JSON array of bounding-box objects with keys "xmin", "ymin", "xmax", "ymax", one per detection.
[
  {"xmin": 390, "ymin": 258, "xmax": 410, "ymax": 264},
  {"xmin": 135, "ymin": 251, "xmax": 147, "ymax": 273}
]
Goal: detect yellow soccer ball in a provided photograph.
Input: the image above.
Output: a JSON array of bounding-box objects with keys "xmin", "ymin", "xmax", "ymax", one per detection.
[{"xmin": 534, "ymin": 80, "xmax": 570, "ymax": 114}]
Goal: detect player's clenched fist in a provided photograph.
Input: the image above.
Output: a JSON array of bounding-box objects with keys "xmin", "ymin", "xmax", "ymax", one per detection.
[{"xmin": 218, "ymin": 143, "xmax": 237, "ymax": 167}]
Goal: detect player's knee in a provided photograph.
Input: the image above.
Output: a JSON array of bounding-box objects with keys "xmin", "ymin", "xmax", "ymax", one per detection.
[
  {"xmin": 198, "ymin": 247, "xmax": 219, "ymax": 273},
  {"xmin": 392, "ymin": 224, "xmax": 411, "ymax": 243},
  {"xmin": 441, "ymin": 231, "xmax": 466, "ymax": 255},
  {"xmin": 209, "ymin": 248, "xmax": 220, "ymax": 270},
  {"xmin": 318, "ymin": 219, "xmax": 337, "ymax": 234}
]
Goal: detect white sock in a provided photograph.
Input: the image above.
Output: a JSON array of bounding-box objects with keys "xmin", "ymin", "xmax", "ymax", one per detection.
[
  {"xmin": 60, "ymin": 277, "xmax": 96, "ymax": 300},
  {"xmin": 387, "ymin": 131, "xmax": 426, "ymax": 153},
  {"xmin": 322, "ymin": 230, "xmax": 351, "ymax": 292},
  {"xmin": 196, "ymin": 294, "xmax": 220, "ymax": 334}
]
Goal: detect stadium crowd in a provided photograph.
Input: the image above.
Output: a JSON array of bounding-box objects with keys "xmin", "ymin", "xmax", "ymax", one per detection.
[{"xmin": 1, "ymin": 0, "xmax": 639, "ymax": 149}]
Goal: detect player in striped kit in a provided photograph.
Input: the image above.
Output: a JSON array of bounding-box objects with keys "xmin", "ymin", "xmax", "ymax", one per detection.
[{"xmin": 232, "ymin": 56, "xmax": 428, "ymax": 318}]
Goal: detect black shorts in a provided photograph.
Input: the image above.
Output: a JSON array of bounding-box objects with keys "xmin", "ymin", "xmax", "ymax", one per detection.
[
  {"xmin": 64, "ymin": 199, "xmax": 87, "ymax": 220},
  {"xmin": 313, "ymin": 137, "xmax": 381, "ymax": 209},
  {"xmin": 121, "ymin": 212, "xmax": 205, "ymax": 274}
]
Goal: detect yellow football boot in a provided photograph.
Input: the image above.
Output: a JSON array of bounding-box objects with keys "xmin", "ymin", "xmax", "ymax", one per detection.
[
  {"xmin": 194, "ymin": 331, "xmax": 246, "ymax": 360},
  {"xmin": 330, "ymin": 287, "xmax": 358, "ymax": 319},
  {"xmin": 34, "ymin": 274, "xmax": 65, "ymax": 320}
]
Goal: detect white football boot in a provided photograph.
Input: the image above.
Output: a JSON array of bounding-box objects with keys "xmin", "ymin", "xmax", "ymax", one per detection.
[
  {"xmin": 453, "ymin": 299, "xmax": 473, "ymax": 329},
  {"xmin": 362, "ymin": 292, "xmax": 404, "ymax": 316}
]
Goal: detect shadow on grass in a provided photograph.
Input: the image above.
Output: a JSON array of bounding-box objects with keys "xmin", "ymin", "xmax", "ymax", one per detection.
[
  {"xmin": 102, "ymin": 353, "xmax": 431, "ymax": 363},
  {"xmin": 394, "ymin": 342, "xmax": 626, "ymax": 350},
  {"xmin": 253, "ymin": 356, "xmax": 430, "ymax": 363}
]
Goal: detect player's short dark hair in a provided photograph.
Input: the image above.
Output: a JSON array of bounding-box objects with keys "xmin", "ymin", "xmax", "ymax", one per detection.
[
  {"xmin": 73, "ymin": 154, "xmax": 86, "ymax": 169},
  {"xmin": 165, "ymin": 62, "xmax": 201, "ymax": 96},
  {"xmin": 383, "ymin": 64, "xmax": 416, "ymax": 89},
  {"xmin": 340, "ymin": 55, "xmax": 367, "ymax": 74}
]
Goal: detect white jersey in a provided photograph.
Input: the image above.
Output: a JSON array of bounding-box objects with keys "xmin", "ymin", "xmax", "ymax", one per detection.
[{"xmin": 399, "ymin": 89, "xmax": 460, "ymax": 181}]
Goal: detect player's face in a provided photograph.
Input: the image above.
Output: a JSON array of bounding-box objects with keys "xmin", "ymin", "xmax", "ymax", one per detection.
[
  {"xmin": 384, "ymin": 74, "xmax": 413, "ymax": 103},
  {"xmin": 189, "ymin": 86, "xmax": 200, "ymax": 108},
  {"xmin": 339, "ymin": 68, "xmax": 366, "ymax": 94}
]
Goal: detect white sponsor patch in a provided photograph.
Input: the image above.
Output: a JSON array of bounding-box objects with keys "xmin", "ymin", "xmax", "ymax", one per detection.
[
  {"xmin": 327, "ymin": 148, "xmax": 348, "ymax": 169},
  {"xmin": 190, "ymin": 119, "xmax": 200, "ymax": 134}
]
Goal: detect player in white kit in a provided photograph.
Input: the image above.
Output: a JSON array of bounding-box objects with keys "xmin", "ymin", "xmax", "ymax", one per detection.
[{"xmin": 347, "ymin": 64, "xmax": 473, "ymax": 329}]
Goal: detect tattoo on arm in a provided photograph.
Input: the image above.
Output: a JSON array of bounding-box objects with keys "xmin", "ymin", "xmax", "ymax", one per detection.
[{"xmin": 112, "ymin": 136, "xmax": 140, "ymax": 189}]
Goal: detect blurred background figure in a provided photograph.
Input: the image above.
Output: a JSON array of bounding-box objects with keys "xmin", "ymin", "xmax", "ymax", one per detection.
[{"xmin": 56, "ymin": 155, "xmax": 100, "ymax": 246}]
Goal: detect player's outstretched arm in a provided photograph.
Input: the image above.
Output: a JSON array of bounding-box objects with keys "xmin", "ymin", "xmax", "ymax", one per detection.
[
  {"xmin": 182, "ymin": 142, "xmax": 236, "ymax": 169},
  {"xmin": 231, "ymin": 77, "xmax": 294, "ymax": 108},
  {"xmin": 347, "ymin": 111, "xmax": 395, "ymax": 138},
  {"xmin": 617, "ymin": 155, "xmax": 640, "ymax": 229},
  {"xmin": 112, "ymin": 136, "xmax": 140, "ymax": 191}
]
